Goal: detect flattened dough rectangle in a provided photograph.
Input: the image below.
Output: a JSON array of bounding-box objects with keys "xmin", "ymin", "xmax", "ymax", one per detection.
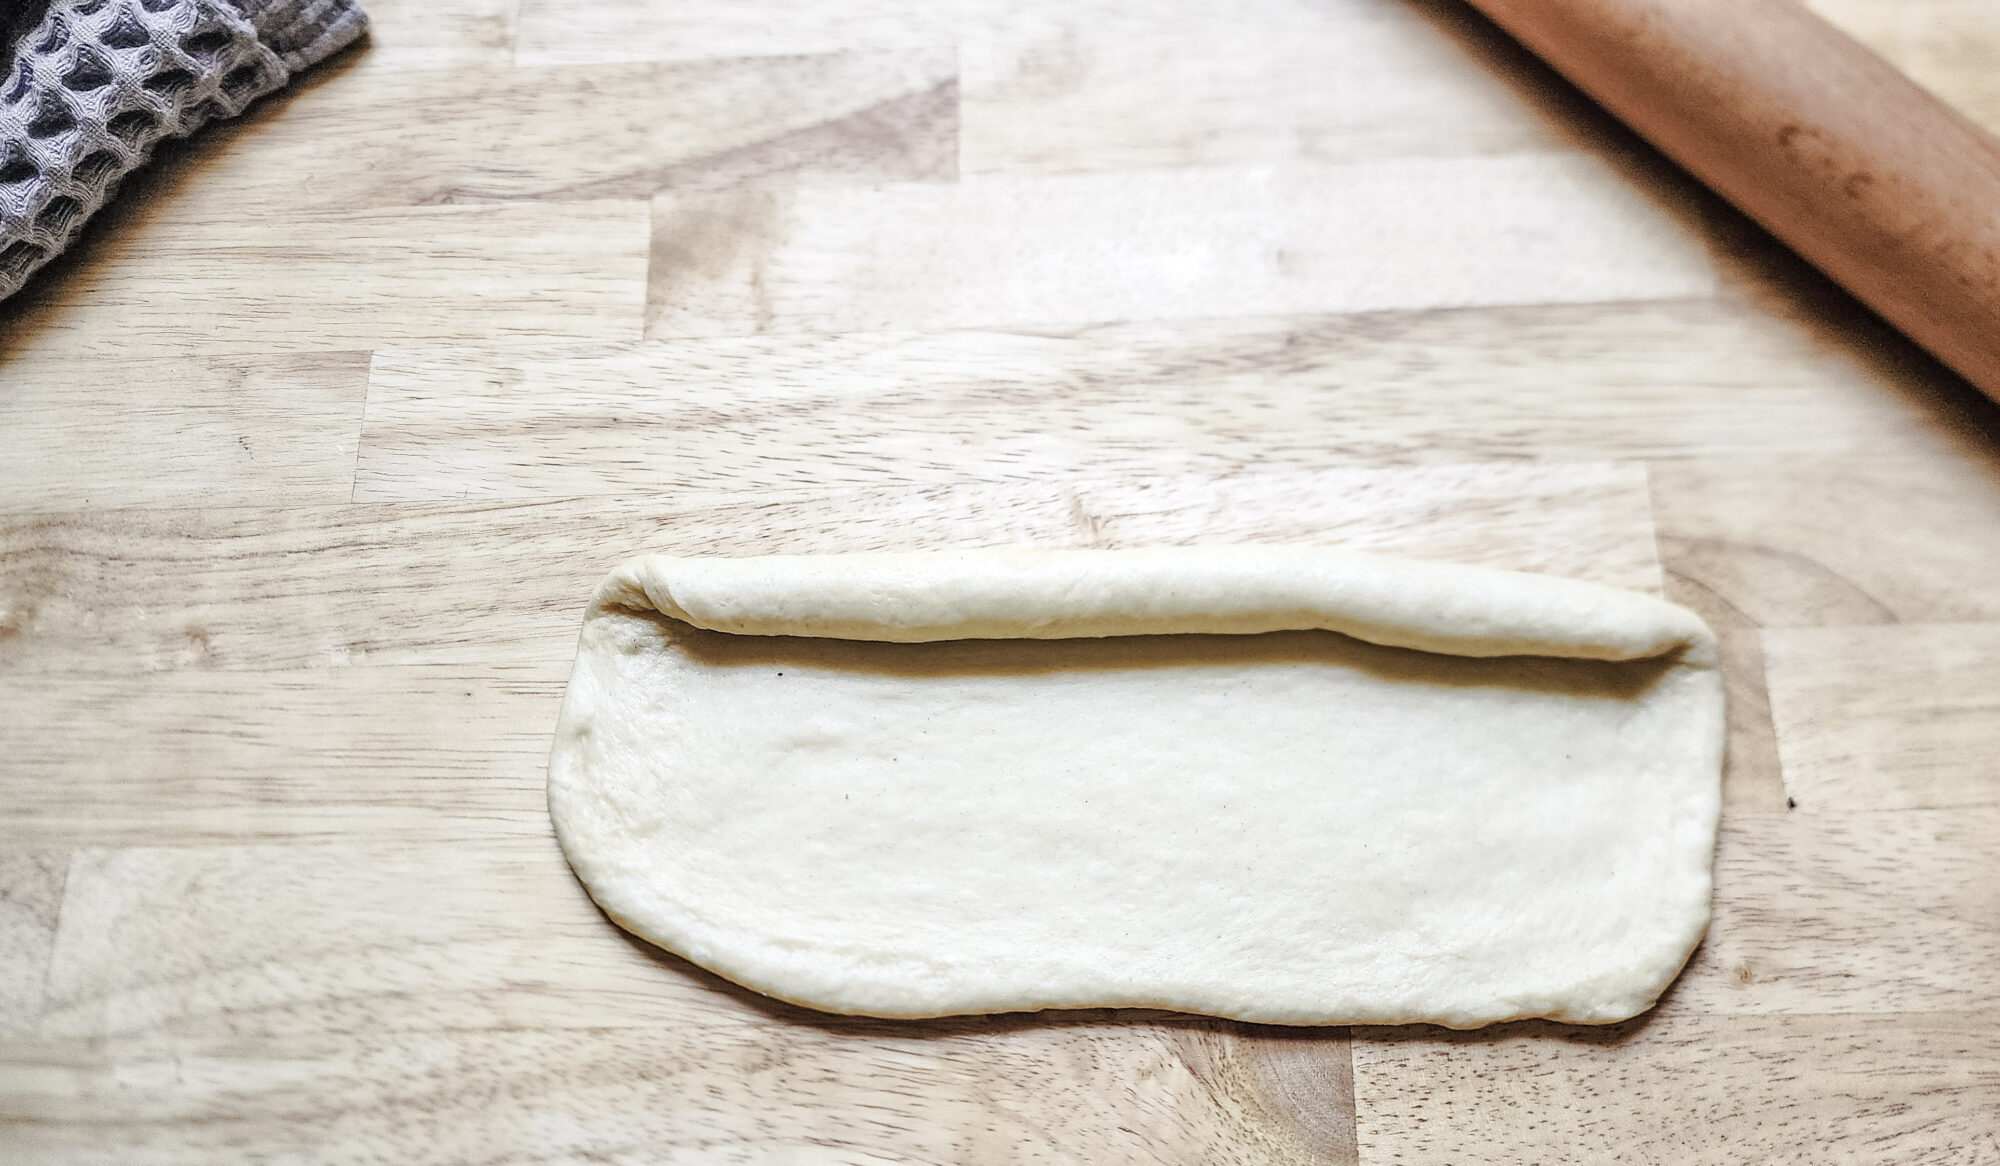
[{"xmin": 548, "ymin": 546, "xmax": 1724, "ymax": 1028}]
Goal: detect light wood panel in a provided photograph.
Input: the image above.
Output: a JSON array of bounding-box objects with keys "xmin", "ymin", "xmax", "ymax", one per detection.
[
  {"xmin": 1686, "ymin": 811, "xmax": 2000, "ymax": 1013},
  {"xmin": 349, "ymin": 0, "xmax": 515, "ymax": 66},
  {"xmin": 1654, "ymin": 495, "xmax": 1794, "ymax": 817},
  {"xmin": 36, "ymin": 839, "xmax": 640, "ymax": 1040},
  {"xmin": 0, "ymin": 666, "xmax": 564, "ymax": 848},
  {"xmin": 514, "ymin": 0, "xmax": 952, "ymax": 66},
  {"xmin": 0, "ymin": 466, "xmax": 1663, "ymax": 676},
  {"xmin": 359, "ymin": 301, "xmax": 1914, "ymax": 500},
  {"xmin": 1352, "ymin": 1011, "xmax": 2000, "ymax": 1164},
  {"xmin": 17, "ymin": 840, "xmax": 1355, "ymax": 1163},
  {"xmin": 130, "ymin": 50, "xmax": 954, "ymax": 216},
  {"xmin": 0, "ymin": 853, "xmax": 65, "ymax": 1031},
  {"xmin": 645, "ymin": 153, "xmax": 1717, "ymax": 337},
  {"xmin": 0, "ymin": 354, "xmax": 368, "ymax": 509},
  {"xmin": 5, "ymin": 1023, "xmax": 1354, "ymax": 1165},
  {"xmin": 1652, "ymin": 452, "xmax": 2000, "ymax": 628},
  {"xmin": 1764, "ymin": 625, "xmax": 2000, "ymax": 811},
  {"xmin": 960, "ymin": 0, "xmax": 1594, "ymax": 175},
  {"xmin": 3, "ymin": 201, "xmax": 649, "ymax": 360}
]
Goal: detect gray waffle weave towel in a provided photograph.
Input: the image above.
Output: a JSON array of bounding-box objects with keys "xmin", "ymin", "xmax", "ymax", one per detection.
[{"xmin": 0, "ymin": 0, "xmax": 368, "ymax": 301}]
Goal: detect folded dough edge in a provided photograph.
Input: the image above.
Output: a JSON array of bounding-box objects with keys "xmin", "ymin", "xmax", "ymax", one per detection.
[{"xmin": 594, "ymin": 545, "xmax": 1716, "ymax": 664}]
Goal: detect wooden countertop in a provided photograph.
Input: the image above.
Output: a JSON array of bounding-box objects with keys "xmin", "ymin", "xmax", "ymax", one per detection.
[{"xmin": 3, "ymin": 0, "xmax": 1997, "ymax": 1160}]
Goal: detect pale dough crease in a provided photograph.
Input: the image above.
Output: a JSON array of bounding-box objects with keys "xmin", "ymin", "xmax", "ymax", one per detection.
[{"xmin": 549, "ymin": 546, "xmax": 1724, "ymax": 1028}]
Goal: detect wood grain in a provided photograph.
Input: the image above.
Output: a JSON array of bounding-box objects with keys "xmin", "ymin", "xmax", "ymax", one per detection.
[
  {"xmin": 0, "ymin": 666, "xmax": 565, "ymax": 847},
  {"xmin": 960, "ymin": 0, "xmax": 1580, "ymax": 176},
  {"xmin": 1652, "ymin": 453, "xmax": 2000, "ymax": 627},
  {"xmin": 514, "ymin": 0, "xmax": 952, "ymax": 66},
  {"xmin": 359, "ymin": 301, "xmax": 1915, "ymax": 501},
  {"xmin": 1764, "ymin": 625, "xmax": 2000, "ymax": 811},
  {"xmin": 1352, "ymin": 1011, "xmax": 2000, "ymax": 1164},
  {"xmin": 645, "ymin": 153, "xmax": 1716, "ymax": 337},
  {"xmin": 36, "ymin": 839, "xmax": 641, "ymax": 1040},
  {"xmin": 16, "ymin": 843, "xmax": 1356, "ymax": 1163},
  {"xmin": 0, "ymin": 467, "xmax": 1663, "ymax": 676},
  {"xmin": 0, "ymin": 853, "xmax": 65, "ymax": 1032},
  {"xmin": 2, "ymin": 0, "xmax": 1998, "ymax": 1160},
  {"xmin": 0, "ymin": 354, "xmax": 368, "ymax": 509},
  {"xmin": 1689, "ymin": 811, "xmax": 2000, "ymax": 1014},
  {"xmin": 124, "ymin": 50, "xmax": 955, "ymax": 216},
  {"xmin": 3, "ymin": 202, "xmax": 649, "ymax": 360},
  {"xmin": 6, "ymin": 1023, "xmax": 1354, "ymax": 1165},
  {"xmin": 351, "ymin": 0, "xmax": 515, "ymax": 66},
  {"xmin": 1703, "ymin": 629, "xmax": 1789, "ymax": 814}
]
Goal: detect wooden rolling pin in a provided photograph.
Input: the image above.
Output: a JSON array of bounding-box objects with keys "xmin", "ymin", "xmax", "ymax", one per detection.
[{"xmin": 1465, "ymin": 0, "xmax": 2000, "ymax": 406}]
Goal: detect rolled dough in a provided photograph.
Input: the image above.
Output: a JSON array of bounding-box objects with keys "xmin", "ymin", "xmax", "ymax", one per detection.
[{"xmin": 548, "ymin": 546, "xmax": 1724, "ymax": 1027}]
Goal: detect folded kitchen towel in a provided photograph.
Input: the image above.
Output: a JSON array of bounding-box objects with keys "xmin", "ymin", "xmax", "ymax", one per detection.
[{"xmin": 0, "ymin": 0, "xmax": 367, "ymax": 301}]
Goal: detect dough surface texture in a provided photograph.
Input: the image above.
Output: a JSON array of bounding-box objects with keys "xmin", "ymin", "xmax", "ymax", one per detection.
[{"xmin": 548, "ymin": 546, "xmax": 1724, "ymax": 1027}]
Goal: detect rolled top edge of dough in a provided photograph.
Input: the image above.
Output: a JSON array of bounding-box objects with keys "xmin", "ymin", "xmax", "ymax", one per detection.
[{"xmin": 592, "ymin": 546, "xmax": 1715, "ymax": 664}]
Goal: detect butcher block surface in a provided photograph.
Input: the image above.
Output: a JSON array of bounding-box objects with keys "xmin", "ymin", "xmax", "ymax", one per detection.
[{"xmin": 3, "ymin": 0, "xmax": 1998, "ymax": 1161}]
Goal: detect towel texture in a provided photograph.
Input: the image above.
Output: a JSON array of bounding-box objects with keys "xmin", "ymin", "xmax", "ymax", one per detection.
[{"xmin": 0, "ymin": 0, "xmax": 367, "ymax": 301}]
